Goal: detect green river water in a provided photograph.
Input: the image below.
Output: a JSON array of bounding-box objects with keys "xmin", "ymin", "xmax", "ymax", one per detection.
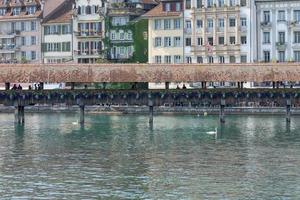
[{"xmin": 0, "ymin": 113, "xmax": 299, "ymax": 199}]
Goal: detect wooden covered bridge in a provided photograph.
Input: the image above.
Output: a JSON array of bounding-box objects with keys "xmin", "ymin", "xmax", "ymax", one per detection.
[{"xmin": 1, "ymin": 63, "xmax": 300, "ymax": 124}]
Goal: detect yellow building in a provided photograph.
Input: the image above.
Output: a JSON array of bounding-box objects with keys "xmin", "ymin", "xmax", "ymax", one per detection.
[{"xmin": 143, "ymin": 0, "xmax": 184, "ymax": 64}]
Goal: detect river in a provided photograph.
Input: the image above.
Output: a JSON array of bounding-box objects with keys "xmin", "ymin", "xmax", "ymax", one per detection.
[{"xmin": 0, "ymin": 113, "xmax": 300, "ymax": 199}]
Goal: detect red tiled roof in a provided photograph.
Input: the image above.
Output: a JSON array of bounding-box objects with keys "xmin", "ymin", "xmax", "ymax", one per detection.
[
  {"xmin": 43, "ymin": 0, "xmax": 73, "ymax": 24},
  {"xmin": 142, "ymin": 3, "xmax": 181, "ymax": 18}
]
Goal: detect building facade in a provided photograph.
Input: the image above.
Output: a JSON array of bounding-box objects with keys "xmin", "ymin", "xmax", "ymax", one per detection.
[
  {"xmin": 144, "ymin": 0, "xmax": 184, "ymax": 64},
  {"xmin": 183, "ymin": 0, "xmax": 253, "ymax": 64},
  {"xmin": 255, "ymin": 0, "xmax": 300, "ymax": 63},
  {"xmin": 42, "ymin": 0, "xmax": 73, "ymax": 63},
  {"xmin": 72, "ymin": 0, "xmax": 106, "ymax": 63},
  {"xmin": 0, "ymin": 0, "xmax": 43, "ymax": 63}
]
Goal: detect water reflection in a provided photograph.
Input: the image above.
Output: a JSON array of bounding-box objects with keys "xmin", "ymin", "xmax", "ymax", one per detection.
[{"xmin": 0, "ymin": 114, "xmax": 299, "ymax": 199}]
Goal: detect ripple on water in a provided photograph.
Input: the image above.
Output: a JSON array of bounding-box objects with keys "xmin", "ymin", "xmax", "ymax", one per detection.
[{"xmin": 0, "ymin": 114, "xmax": 300, "ymax": 199}]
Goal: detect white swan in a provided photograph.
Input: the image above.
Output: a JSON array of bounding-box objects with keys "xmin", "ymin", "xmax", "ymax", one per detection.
[
  {"xmin": 72, "ymin": 120, "xmax": 79, "ymax": 125},
  {"xmin": 206, "ymin": 127, "xmax": 217, "ymax": 135}
]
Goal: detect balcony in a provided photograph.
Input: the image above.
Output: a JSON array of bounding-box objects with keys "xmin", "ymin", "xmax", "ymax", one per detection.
[
  {"xmin": 191, "ymin": 44, "xmax": 240, "ymax": 53},
  {"xmin": 74, "ymin": 49, "xmax": 102, "ymax": 56},
  {"xmin": 276, "ymin": 42, "xmax": 287, "ymax": 51},
  {"xmin": 184, "ymin": 28, "xmax": 192, "ymax": 34},
  {"xmin": 75, "ymin": 31, "xmax": 103, "ymax": 38},
  {"xmin": 260, "ymin": 21, "xmax": 272, "ymax": 29},
  {"xmin": 0, "ymin": 44, "xmax": 19, "ymax": 53},
  {"xmin": 288, "ymin": 21, "xmax": 300, "ymax": 28},
  {"xmin": 0, "ymin": 30, "xmax": 21, "ymax": 39}
]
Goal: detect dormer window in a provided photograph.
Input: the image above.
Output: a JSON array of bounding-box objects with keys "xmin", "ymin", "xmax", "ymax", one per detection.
[
  {"xmin": 12, "ymin": 7, "xmax": 21, "ymax": 16},
  {"xmin": 0, "ymin": 8, "xmax": 6, "ymax": 16},
  {"xmin": 26, "ymin": 6, "xmax": 36, "ymax": 15}
]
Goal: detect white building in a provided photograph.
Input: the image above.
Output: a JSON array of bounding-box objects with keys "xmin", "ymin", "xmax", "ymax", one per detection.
[
  {"xmin": 42, "ymin": 0, "xmax": 73, "ymax": 63},
  {"xmin": 255, "ymin": 0, "xmax": 300, "ymax": 63},
  {"xmin": 183, "ymin": 0, "xmax": 254, "ymax": 64},
  {"xmin": 0, "ymin": 0, "xmax": 43, "ymax": 63},
  {"xmin": 72, "ymin": 0, "xmax": 107, "ymax": 63}
]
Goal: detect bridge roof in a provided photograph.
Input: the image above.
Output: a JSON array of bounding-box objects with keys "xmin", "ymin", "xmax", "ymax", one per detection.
[{"xmin": 1, "ymin": 63, "xmax": 300, "ymax": 83}]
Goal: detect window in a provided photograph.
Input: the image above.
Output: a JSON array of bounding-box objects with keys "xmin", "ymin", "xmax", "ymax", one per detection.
[
  {"xmin": 294, "ymin": 51, "xmax": 300, "ymax": 62},
  {"xmin": 264, "ymin": 51, "xmax": 270, "ymax": 62},
  {"xmin": 186, "ymin": 56, "xmax": 192, "ymax": 63},
  {"xmin": 174, "ymin": 55, "xmax": 181, "ymax": 63},
  {"xmin": 174, "ymin": 19, "xmax": 181, "ymax": 29},
  {"xmin": 197, "ymin": 0, "xmax": 202, "ymax": 8},
  {"xmin": 154, "ymin": 19, "xmax": 161, "ymax": 30},
  {"xmin": 164, "ymin": 19, "xmax": 171, "ymax": 30},
  {"xmin": 207, "ymin": 19, "xmax": 213, "ymax": 28},
  {"xmin": 263, "ymin": 11, "xmax": 270, "ymax": 23},
  {"xmin": 240, "ymin": 0, "xmax": 246, "ymax": 6},
  {"xmin": 278, "ymin": 10, "xmax": 285, "ymax": 21},
  {"xmin": 208, "ymin": 37, "xmax": 213, "ymax": 45},
  {"xmin": 278, "ymin": 51, "xmax": 285, "ymax": 62},
  {"xmin": 207, "ymin": 0, "xmax": 213, "ymax": 7},
  {"xmin": 186, "ymin": 0, "xmax": 191, "ymax": 9},
  {"xmin": 218, "ymin": 0, "xmax": 224, "ymax": 7},
  {"xmin": 219, "ymin": 37, "xmax": 224, "ymax": 45},
  {"xmin": 164, "ymin": 37, "xmax": 172, "ymax": 47},
  {"xmin": 219, "ymin": 56, "xmax": 225, "ymax": 63},
  {"xmin": 31, "ymin": 21, "xmax": 36, "ymax": 31},
  {"xmin": 12, "ymin": 7, "xmax": 21, "ymax": 16},
  {"xmin": 21, "ymin": 51, "xmax": 26, "ymax": 59},
  {"xmin": 155, "ymin": 56, "xmax": 161, "ymax": 63},
  {"xmin": 176, "ymin": 2, "xmax": 181, "ymax": 11},
  {"xmin": 229, "ymin": 18, "xmax": 236, "ymax": 27},
  {"xmin": 241, "ymin": 18, "xmax": 247, "ymax": 27},
  {"xmin": 197, "ymin": 56, "xmax": 203, "ymax": 63},
  {"xmin": 263, "ymin": 32, "xmax": 270, "ymax": 44},
  {"xmin": 241, "ymin": 36, "xmax": 247, "ymax": 44},
  {"xmin": 31, "ymin": 51, "xmax": 36, "ymax": 60},
  {"xmin": 229, "ymin": 36, "xmax": 235, "ymax": 44},
  {"xmin": 229, "ymin": 0, "xmax": 235, "ymax": 6},
  {"xmin": 208, "ymin": 56, "xmax": 214, "ymax": 63},
  {"xmin": 278, "ymin": 32, "xmax": 285, "ymax": 44},
  {"xmin": 219, "ymin": 19, "xmax": 224, "ymax": 29},
  {"xmin": 197, "ymin": 37, "xmax": 203, "ymax": 45},
  {"xmin": 197, "ymin": 20, "xmax": 202, "ymax": 28},
  {"xmin": 31, "ymin": 36, "xmax": 36, "ymax": 45},
  {"xmin": 294, "ymin": 31, "xmax": 300, "ymax": 43},
  {"xmin": 174, "ymin": 37, "xmax": 181, "ymax": 47},
  {"xmin": 186, "ymin": 20, "xmax": 191, "ymax": 29},
  {"xmin": 185, "ymin": 38, "xmax": 191, "ymax": 46},
  {"xmin": 21, "ymin": 37, "xmax": 25, "ymax": 46},
  {"xmin": 154, "ymin": 37, "xmax": 161, "ymax": 47},
  {"xmin": 241, "ymin": 55, "xmax": 247, "ymax": 63},
  {"xmin": 21, "ymin": 22, "xmax": 25, "ymax": 31},
  {"xmin": 165, "ymin": 3, "xmax": 170, "ymax": 11},
  {"xmin": 0, "ymin": 8, "xmax": 6, "ymax": 16},
  {"xmin": 294, "ymin": 10, "xmax": 300, "ymax": 22},
  {"xmin": 229, "ymin": 56, "xmax": 236, "ymax": 63},
  {"xmin": 27, "ymin": 6, "xmax": 36, "ymax": 15},
  {"xmin": 164, "ymin": 56, "xmax": 171, "ymax": 63}
]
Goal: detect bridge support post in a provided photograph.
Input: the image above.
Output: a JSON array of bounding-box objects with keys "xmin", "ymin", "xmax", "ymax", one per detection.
[
  {"xmin": 79, "ymin": 105, "xmax": 85, "ymax": 124},
  {"xmin": 14, "ymin": 105, "xmax": 25, "ymax": 125},
  {"xmin": 237, "ymin": 82, "xmax": 241, "ymax": 89},
  {"xmin": 241, "ymin": 82, "xmax": 244, "ymax": 89},
  {"xmin": 220, "ymin": 99, "xmax": 225, "ymax": 123},
  {"xmin": 5, "ymin": 82, "xmax": 10, "ymax": 90},
  {"xmin": 148, "ymin": 99, "xmax": 153, "ymax": 124},
  {"xmin": 286, "ymin": 99, "xmax": 291, "ymax": 123},
  {"xmin": 201, "ymin": 82, "xmax": 206, "ymax": 89},
  {"xmin": 165, "ymin": 82, "xmax": 170, "ymax": 89},
  {"xmin": 71, "ymin": 82, "xmax": 75, "ymax": 90}
]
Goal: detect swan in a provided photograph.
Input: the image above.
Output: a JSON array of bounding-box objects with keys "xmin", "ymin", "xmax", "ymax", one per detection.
[
  {"xmin": 72, "ymin": 120, "xmax": 79, "ymax": 125},
  {"xmin": 206, "ymin": 127, "xmax": 217, "ymax": 135}
]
